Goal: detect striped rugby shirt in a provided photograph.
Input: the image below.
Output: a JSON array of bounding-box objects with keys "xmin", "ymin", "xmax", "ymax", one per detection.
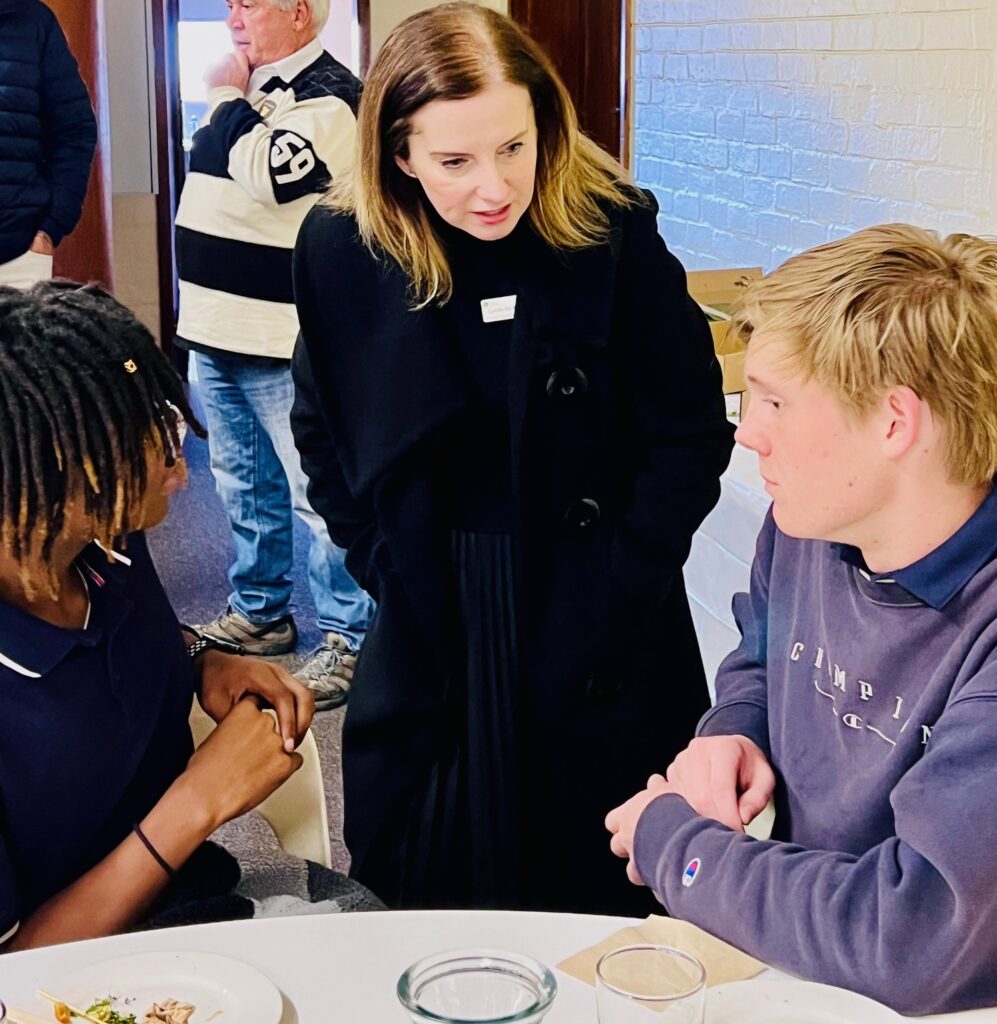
[{"xmin": 175, "ymin": 38, "xmax": 361, "ymax": 359}]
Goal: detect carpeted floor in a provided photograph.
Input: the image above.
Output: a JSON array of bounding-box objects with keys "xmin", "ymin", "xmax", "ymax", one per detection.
[{"xmin": 146, "ymin": 429, "xmax": 352, "ymax": 877}]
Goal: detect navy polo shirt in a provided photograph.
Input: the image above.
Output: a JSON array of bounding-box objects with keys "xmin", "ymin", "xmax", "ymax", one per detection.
[
  {"xmin": 0, "ymin": 533, "xmax": 195, "ymax": 942},
  {"xmin": 835, "ymin": 481, "xmax": 997, "ymax": 609}
]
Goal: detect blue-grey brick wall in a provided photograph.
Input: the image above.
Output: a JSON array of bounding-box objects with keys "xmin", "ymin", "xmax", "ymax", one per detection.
[{"xmin": 631, "ymin": 0, "xmax": 996, "ymax": 272}]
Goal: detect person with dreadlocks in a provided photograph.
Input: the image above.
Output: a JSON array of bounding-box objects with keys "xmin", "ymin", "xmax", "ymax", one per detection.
[{"xmin": 0, "ymin": 281, "xmax": 318, "ymax": 950}]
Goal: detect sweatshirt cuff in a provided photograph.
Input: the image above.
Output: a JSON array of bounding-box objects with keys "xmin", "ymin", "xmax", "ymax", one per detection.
[
  {"xmin": 208, "ymin": 86, "xmax": 246, "ymax": 110},
  {"xmin": 696, "ymin": 701, "xmax": 770, "ymax": 758},
  {"xmin": 633, "ymin": 792, "xmax": 702, "ymax": 895}
]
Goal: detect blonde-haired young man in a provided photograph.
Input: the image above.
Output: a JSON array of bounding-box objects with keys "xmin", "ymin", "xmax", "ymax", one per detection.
[{"xmin": 607, "ymin": 224, "xmax": 997, "ymax": 1015}]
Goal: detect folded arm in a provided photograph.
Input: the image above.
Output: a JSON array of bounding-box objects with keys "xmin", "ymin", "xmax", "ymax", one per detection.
[
  {"xmin": 632, "ymin": 681, "xmax": 997, "ymax": 1016},
  {"xmin": 208, "ymin": 89, "xmax": 355, "ymax": 206},
  {"xmin": 3, "ymin": 702, "xmax": 300, "ymax": 951}
]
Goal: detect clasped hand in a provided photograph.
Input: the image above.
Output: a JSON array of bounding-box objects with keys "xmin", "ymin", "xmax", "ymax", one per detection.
[
  {"xmin": 606, "ymin": 735, "xmax": 774, "ymax": 886},
  {"xmin": 197, "ymin": 649, "xmax": 315, "ymax": 752},
  {"xmin": 183, "ymin": 698, "xmax": 304, "ymax": 830},
  {"xmin": 204, "ymin": 49, "xmax": 250, "ymax": 93},
  {"xmin": 29, "ymin": 231, "xmax": 54, "ymax": 255}
]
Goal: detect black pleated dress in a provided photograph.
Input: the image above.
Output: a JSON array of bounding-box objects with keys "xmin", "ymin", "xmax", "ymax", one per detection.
[{"xmin": 413, "ymin": 215, "xmax": 530, "ymax": 907}]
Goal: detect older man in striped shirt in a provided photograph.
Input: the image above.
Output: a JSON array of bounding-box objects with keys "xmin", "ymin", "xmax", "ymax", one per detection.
[{"xmin": 175, "ymin": 0, "xmax": 372, "ymax": 710}]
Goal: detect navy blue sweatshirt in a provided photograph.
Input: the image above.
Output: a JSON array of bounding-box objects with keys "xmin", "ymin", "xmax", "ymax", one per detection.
[{"xmin": 634, "ymin": 485, "xmax": 997, "ymax": 1016}]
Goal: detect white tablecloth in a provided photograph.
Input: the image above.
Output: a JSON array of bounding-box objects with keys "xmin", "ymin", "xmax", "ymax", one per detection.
[{"xmin": 0, "ymin": 910, "xmax": 993, "ymax": 1023}]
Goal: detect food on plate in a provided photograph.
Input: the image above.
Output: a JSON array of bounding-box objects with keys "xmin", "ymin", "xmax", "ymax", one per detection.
[
  {"xmin": 84, "ymin": 999, "xmax": 137, "ymax": 1024},
  {"xmin": 44, "ymin": 995, "xmax": 195, "ymax": 1024},
  {"xmin": 142, "ymin": 1001, "xmax": 196, "ymax": 1024},
  {"xmin": 45, "ymin": 997, "xmax": 132, "ymax": 1024}
]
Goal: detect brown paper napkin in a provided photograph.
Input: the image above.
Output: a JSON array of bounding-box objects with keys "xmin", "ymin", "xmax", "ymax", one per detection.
[{"xmin": 557, "ymin": 915, "xmax": 765, "ymax": 988}]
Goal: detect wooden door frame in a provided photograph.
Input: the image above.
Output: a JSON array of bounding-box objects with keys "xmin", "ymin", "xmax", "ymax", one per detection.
[
  {"xmin": 150, "ymin": 0, "xmax": 372, "ymax": 359},
  {"xmin": 620, "ymin": 0, "xmax": 633, "ymax": 169},
  {"xmin": 509, "ymin": 0, "xmax": 630, "ymax": 164},
  {"xmin": 358, "ymin": 0, "xmax": 371, "ymax": 75},
  {"xmin": 150, "ymin": 0, "xmax": 184, "ymax": 359}
]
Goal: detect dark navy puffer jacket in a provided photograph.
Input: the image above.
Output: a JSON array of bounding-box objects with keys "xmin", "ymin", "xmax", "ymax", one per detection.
[{"xmin": 0, "ymin": 0, "xmax": 97, "ymax": 264}]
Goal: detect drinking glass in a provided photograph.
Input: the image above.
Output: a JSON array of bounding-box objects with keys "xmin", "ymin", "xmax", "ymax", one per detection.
[
  {"xmin": 397, "ymin": 949, "xmax": 557, "ymax": 1024},
  {"xmin": 595, "ymin": 945, "xmax": 706, "ymax": 1024}
]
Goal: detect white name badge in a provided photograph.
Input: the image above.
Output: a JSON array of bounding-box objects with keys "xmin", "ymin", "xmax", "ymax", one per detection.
[{"xmin": 480, "ymin": 295, "xmax": 517, "ymax": 323}]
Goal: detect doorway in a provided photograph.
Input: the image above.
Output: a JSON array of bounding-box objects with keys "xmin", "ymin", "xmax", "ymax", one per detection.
[
  {"xmin": 509, "ymin": 0, "xmax": 630, "ymax": 164},
  {"xmin": 150, "ymin": 0, "xmax": 361, "ymax": 358}
]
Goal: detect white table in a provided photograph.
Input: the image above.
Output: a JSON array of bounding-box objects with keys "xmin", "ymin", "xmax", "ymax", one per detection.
[{"xmin": 0, "ymin": 910, "xmax": 993, "ymax": 1023}]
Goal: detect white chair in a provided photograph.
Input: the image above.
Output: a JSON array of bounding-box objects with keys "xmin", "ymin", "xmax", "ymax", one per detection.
[
  {"xmin": 188, "ymin": 698, "xmax": 333, "ymax": 868},
  {"xmin": 745, "ymin": 800, "xmax": 776, "ymax": 841}
]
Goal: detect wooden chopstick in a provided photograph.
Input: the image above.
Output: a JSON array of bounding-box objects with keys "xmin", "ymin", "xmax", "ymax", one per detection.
[{"xmin": 35, "ymin": 990, "xmax": 107, "ymax": 1024}]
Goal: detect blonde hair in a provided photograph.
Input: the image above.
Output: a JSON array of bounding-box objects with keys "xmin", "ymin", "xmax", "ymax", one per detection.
[
  {"xmin": 327, "ymin": 1, "xmax": 636, "ymax": 306},
  {"xmin": 731, "ymin": 223, "xmax": 997, "ymax": 486}
]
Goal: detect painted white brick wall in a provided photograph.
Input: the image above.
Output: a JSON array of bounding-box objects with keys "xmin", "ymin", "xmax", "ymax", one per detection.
[
  {"xmin": 685, "ymin": 445, "xmax": 770, "ymax": 693},
  {"xmin": 632, "ymin": 0, "xmax": 997, "ymax": 273},
  {"xmin": 635, "ymin": 2, "xmax": 997, "ymax": 681}
]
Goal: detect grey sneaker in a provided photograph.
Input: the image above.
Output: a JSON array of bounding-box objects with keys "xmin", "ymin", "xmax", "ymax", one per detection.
[
  {"xmin": 195, "ymin": 605, "xmax": 298, "ymax": 656},
  {"xmin": 296, "ymin": 632, "xmax": 358, "ymax": 710}
]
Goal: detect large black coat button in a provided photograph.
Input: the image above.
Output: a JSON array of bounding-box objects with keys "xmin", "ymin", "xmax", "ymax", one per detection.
[
  {"xmin": 546, "ymin": 367, "xmax": 589, "ymax": 400},
  {"xmin": 564, "ymin": 497, "xmax": 601, "ymax": 532}
]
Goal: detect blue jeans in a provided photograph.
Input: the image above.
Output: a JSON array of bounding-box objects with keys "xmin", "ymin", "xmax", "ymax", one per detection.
[{"xmin": 192, "ymin": 349, "xmax": 373, "ymax": 648}]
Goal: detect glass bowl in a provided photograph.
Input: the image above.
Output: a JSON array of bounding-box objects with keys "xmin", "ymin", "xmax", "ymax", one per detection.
[{"xmin": 397, "ymin": 948, "xmax": 558, "ymax": 1024}]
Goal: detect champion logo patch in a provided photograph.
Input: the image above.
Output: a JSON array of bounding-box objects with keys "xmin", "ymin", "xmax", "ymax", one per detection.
[{"xmin": 682, "ymin": 857, "xmax": 702, "ymax": 888}]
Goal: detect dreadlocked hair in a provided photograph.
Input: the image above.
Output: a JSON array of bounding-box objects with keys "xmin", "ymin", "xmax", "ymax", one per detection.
[{"xmin": 0, "ymin": 281, "xmax": 205, "ymax": 599}]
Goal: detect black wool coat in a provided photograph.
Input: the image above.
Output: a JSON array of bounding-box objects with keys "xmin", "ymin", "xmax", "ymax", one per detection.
[{"xmin": 291, "ymin": 194, "xmax": 735, "ymax": 914}]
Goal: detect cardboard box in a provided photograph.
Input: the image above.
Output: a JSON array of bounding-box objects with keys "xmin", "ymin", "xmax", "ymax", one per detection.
[
  {"xmin": 686, "ymin": 267, "xmax": 763, "ymax": 308},
  {"xmin": 724, "ymin": 388, "xmax": 751, "ymax": 423},
  {"xmin": 687, "ymin": 267, "xmax": 762, "ymax": 400}
]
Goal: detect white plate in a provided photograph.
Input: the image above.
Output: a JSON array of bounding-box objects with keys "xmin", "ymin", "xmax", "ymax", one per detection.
[
  {"xmin": 52, "ymin": 950, "xmax": 283, "ymax": 1024},
  {"xmin": 707, "ymin": 977, "xmax": 903, "ymax": 1023}
]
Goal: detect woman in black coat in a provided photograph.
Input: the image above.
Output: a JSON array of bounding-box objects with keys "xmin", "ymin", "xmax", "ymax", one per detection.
[{"xmin": 292, "ymin": 1, "xmax": 734, "ymax": 915}]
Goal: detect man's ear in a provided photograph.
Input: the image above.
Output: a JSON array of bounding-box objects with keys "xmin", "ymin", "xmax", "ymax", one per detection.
[
  {"xmin": 882, "ymin": 386, "xmax": 925, "ymax": 461},
  {"xmin": 295, "ymin": 0, "xmax": 311, "ymax": 31}
]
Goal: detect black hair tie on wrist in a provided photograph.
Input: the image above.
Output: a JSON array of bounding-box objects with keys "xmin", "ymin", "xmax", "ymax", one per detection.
[{"xmin": 133, "ymin": 822, "xmax": 176, "ymax": 879}]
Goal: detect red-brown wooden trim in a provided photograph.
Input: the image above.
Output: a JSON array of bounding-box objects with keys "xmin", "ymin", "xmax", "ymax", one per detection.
[
  {"xmin": 620, "ymin": 0, "xmax": 632, "ymax": 170},
  {"xmin": 151, "ymin": 0, "xmax": 183, "ymax": 357},
  {"xmin": 44, "ymin": 0, "xmax": 114, "ymax": 287},
  {"xmin": 508, "ymin": 0, "xmax": 624, "ymax": 162},
  {"xmin": 357, "ymin": 0, "xmax": 371, "ymax": 76}
]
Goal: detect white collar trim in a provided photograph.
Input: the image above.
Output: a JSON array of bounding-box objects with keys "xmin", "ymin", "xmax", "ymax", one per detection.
[
  {"xmin": 248, "ymin": 37, "xmax": 323, "ymax": 96},
  {"xmin": 0, "ymin": 543, "xmax": 129, "ymax": 678},
  {"xmin": 94, "ymin": 541, "xmax": 132, "ymax": 566},
  {"xmin": 858, "ymin": 568, "xmax": 897, "ymax": 584},
  {"xmin": 0, "ymin": 649, "xmax": 40, "ymax": 679}
]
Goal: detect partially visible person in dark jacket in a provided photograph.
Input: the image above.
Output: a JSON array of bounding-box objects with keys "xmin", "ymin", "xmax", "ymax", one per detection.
[
  {"xmin": 292, "ymin": 1, "xmax": 734, "ymax": 916},
  {"xmin": 0, "ymin": 0, "xmax": 96, "ymax": 289}
]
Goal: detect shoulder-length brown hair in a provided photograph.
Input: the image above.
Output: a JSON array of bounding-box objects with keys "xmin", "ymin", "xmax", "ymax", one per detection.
[{"xmin": 327, "ymin": 1, "xmax": 637, "ymax": 306}]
